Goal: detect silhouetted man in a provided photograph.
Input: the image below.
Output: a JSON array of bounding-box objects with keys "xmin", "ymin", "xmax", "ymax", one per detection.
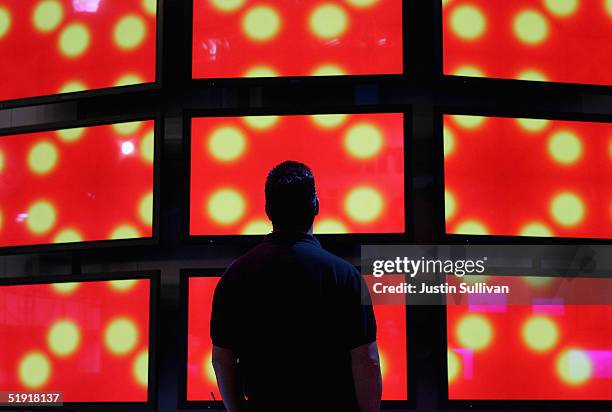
[{"xmin": 211, "ymin": 161, "xmax": 382, "ymax": 412}]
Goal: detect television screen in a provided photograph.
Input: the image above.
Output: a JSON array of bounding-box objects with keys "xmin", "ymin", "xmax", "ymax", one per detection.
[
  {"xmin": 0, "ymin": 0, "xmax": 157, "ymax": 103},
  {"xmin": 186, "ymin": 275, "xmax": 407, "ymax": 401},
  {"xmin": 0, "ymin": 277, "xmax": 152, "ymax": 403},
  {"xmin": 442, "ymin": 0, "xmax": 612, "ymax": 86},
  {"xmin": 444, "ymin": 114, "xmax": 612, "ymax": 239},
  {"xmin": 190, "ymin": 113, "xmax": 405, "ymax": 235},
  {"xmin": 447, "ymin": 276, "xmax": 612, "ymax": 400},
  {"xmin": 0, "ymin": 120, "xmax": 156, "ymax": 249},
  {"xmin": 192, "ymin": 0, "xmax": 402, "ymax": 78}
]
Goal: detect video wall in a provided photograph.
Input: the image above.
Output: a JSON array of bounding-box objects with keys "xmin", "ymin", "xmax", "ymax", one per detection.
[
  {"xmin": 444, "ymin": 115, "xmax": 612, "ymax": 239},
  {"xmin": 189, "ymin": 113, "xmax": 405, "ymax": 235},
  {"xmin": 0, "ymin": 120, "xmax": 156, "ymax": 249},
  {"xmin": 0, "ymin": 277, "xmax": 152, "ymax": 402},
  {"xmin": 0, "ymin": 0, "xmax": 157, "ymax": 103}
]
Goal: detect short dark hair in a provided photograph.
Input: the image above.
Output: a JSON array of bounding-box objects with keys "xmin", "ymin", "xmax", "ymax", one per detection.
[{"xmin": 265, "ymin": 161, "xmax": 319, "ymax": 231}]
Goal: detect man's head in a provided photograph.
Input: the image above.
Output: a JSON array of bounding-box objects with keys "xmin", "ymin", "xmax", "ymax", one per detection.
[{"xmin": 265, "ymin": 161, "xmax": 319, "ymax": 232}]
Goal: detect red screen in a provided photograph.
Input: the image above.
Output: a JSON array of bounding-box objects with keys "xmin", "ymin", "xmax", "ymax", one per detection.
[
  {"xmin": 192, "ymin": 0, "xmax": 402, "ymax": 78},
  {"xmin": 0, "ymin": 0, "xmax": 156, "ymax": 103},
  {"xmin": 187, "ymin": 276, "xmax": 407, "ymax": 401},
  {"xmin": 190, "ymin": 114, "xmax": 405, "ymax": 235},
  {"xmin": 444, "ymin": 115, "xmax": 612, "ymax": 239},
  {"xmin": 442, "ymin": 0, "xmax": 612, "ymax": 86},
  {"xmin": 447, "ymin": 277, "xmax": 612, "ymax": 400},
  {"xmin": 0, "ymin": 278, "xmax": 151, "ymax": 402},
  {"xmin": 0, "ymin": 120, "xmax": 155, "ymax": 248}
]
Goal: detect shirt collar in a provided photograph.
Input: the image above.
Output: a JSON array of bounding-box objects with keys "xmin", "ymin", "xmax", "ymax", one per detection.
[{"xmin": 264, "ymin": 231, "xmax": 322, "ymax": 248}]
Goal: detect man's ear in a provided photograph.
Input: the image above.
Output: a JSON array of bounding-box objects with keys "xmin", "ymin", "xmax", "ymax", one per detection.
[
  {"xmin": 265, "ymin": 203, "xmax": 272, "ymax": 221},
  {"xmin": 314, "ymin": 196, "xmax": 320, "ymax": 216}
]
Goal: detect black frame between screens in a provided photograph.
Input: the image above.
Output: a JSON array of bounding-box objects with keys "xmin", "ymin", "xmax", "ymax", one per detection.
[
  {"xmin": 0, "ymin": 0, "xmax": 165, "ymax": 109},
  {"xmin": 186, "ymin": 0, "xmax": 409, "ymax": 84},
  {"xmin": 177, "ymin": 269, "xmax": 414, "ymax": 409},
  {"xmin": 0, "ymin": 113, "xmax": 163, "ymax": 255},
  {"xmin": 434, "ymin": 108, "xmax": 612, "ymax": 245},
  {"xmin": 434, "ymin": 0, "xmax": 612, "ymax": 94},
  {"xmin": 182, "ymin": 107, "xmax": 414, "ymax": 246},
  {"xmin": 0, "ymin": 270, "xmax": 160, "ymax": 411},
  {"xmin": 437, "ymin": 271, "xmax": 612, "ymax": 410}
]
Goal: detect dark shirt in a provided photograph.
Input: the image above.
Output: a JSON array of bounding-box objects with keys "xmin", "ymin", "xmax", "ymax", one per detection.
[{"xmin": 210, "ymin": 231, "xmax": 376, "ymax": 411}]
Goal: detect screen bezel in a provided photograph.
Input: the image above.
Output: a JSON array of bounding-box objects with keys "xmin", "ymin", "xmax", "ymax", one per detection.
[
  {"xmin": 0, "ymin": 0, "xmax": 164, "ymax": 109},
  {"xmin": 183, "ymin": 107, "xmax": 412, "ymax": 244},
  {"xmin": 0, "ymin": 270, "xmax": 160, "ymax": 410},
  {"xmin": 0, "ymin": 113, "xmax": 163, "ymax": 255}
]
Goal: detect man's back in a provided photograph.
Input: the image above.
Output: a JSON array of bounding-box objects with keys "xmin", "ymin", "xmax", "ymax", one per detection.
[{"xmin": 211, "ymin": 231, "xmax": 376, "ymax": 410}]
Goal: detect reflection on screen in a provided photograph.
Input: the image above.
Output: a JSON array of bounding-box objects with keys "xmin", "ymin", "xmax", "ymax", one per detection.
[
  {"xmin": 442, "ymin": 0, "xmax": 612, "ymax": 86},
  {"xmin": 190, "ymin": 114, "xmax": 405, "ymax": 235},
  {"xmin": 444, "ymin": 115, "xmax": 612, "ymax": 239},
  {"xmin": 0, "ymin": 0, "xmax": 156, "ymax": 103},
  {"xmin": 187, "ymin": 276, "xmax": 407, "ymax": 401},
  {"xmin": 447, "ymin": 276, "xmax": 612, "ymax": 400},
  {"xmin": 0, "ymin": 278, "xmax": 151, "ymax": 402},
  {"xmin": 0, "ymin": 120, "xmax": 155, "ymax": 248},
  {"xmin": 192, "ymin": 0, "xmax": 402, "ymax": 78}
]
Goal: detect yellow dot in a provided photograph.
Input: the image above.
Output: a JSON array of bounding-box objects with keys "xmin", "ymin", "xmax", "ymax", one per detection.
[
  {"xmin": 59, "ymin": 80, "xmax": 87, "ymax": 94},
  {"xmin": 51, "ymin": 282, "xmax": 79, "ymax": 294},
  {"xmin": 523, "ymin": 276, "xmax": 554, "ymax": 287},
  {"xmin": 452, "ymin": 115, "xmax": 486, "ymax": 129},
  {"xmin": 113, "ymin": 121, "xmax": 142, "ymax": 136},
  {"xmin": 33, "ymin": 0, "xmax": 64, "ymax": 33},
  {"xmin": 18, "ymin": 352, "xmax": 51, "ymax": 389},
  {"xmin": 517, "ymin": 69, "xmax": 549, "ymax": 82},
  {"xmin": 447, "ymin": 350, "xmax": 461, "ymax": 383},
  {"xmin": 346, "ymin": 0, "xmax": 379, "ymax": 8},
  {"xmin": 557, "ymin": 349, "xmax": 592, "ymax": 385},
  {"xmin": 450, "ymin": 5, "xmax": 486, "ymax": 41},
  {"xmin": 203, "ymin": 352, "xmax": 216, "ymax": 384},
  {"xmin": 514, "ymin": 10, "xmax": 549, "ymax": 45},
  {"xmin": 109, "ymin": 279, "xmax": 138, "ymax": 292},
  {"xmin": 550, "ymin": 192, "xmax": 584, "ymax": 227},
  {"xmin": 548, "ymin": 131, "xmax": 582, "ymax": 165},
  {"xmin": 242, "ymin": 6, "xmax": 281, "ymax": 42},
  {"xmin": 453, "ymin": 65, "xmax": 484, "ymax": 77},
  {"xmin": 517, "ymin": 118, "xmax": 550, "ymax": 133},
  {"xmin": 312, "ymin": 64, "xmax": 346, "ymax": 76},
  {"xmin": 445, "ymin": 191, "xmax": 456, "ymax": 221},
  {"xmin": 208, "ymin": 189, "xmax": 246, "ymax": 225},
  {"xmin": 310, "ymin": 4, "xmax": 349, "ymax": 40},
  {"xmin": 456, "ymin": 314, "xmax": 493, "ymax": 351},
  {"xmin": 210, "ymin": 0, "xmax": 244, "ymax": 12},
  {"xmin": 115, "ymin": 73, "xmax": 144, "ymax": 87},
  {"xmin": 28, "ymin": 141, "xmax": 58, "ymax": 175},
  {"xmin": 48, "ymin": 320, "xmax": 80, "ymax": 357},
  {"xmin": 522, "ymin": 316, "xmax": 559, "ymax": 352},
  {"xmin": 133, "ymin": 350, "xmax": 149, "ymax": 387},
  {"xmin": 110, "ymin": 225, "xmax": 140, "ymax": 240},
  {"xmin": 607, "ymin": 0, "xmax": 612, "ymax": 17},
  {"xmin": 53, "ymin": 228, "xmax": 83, "ymax": 243},
  {"xmin": 0, "ymin": 150, "xmax": 4, "ymax": 173},
  {"xmin": 520, "ymin": 222, "xmax": 553, "ymax": 237},
  {"xmin": 243, "ymin": 116, "xmax": 279, "ymax": 130},
  {"xmin": 444, "ymin": 127, "xmax": 455, "ymax": 157},
  {"xmin": 58, "ymin": 23, "xmax": 90, "ymax": 58},
  {"xmin": 0, "ymin": 6, "xmax": 11, "ymax": 39},
  {"xmin": 442, "ymin": 0, "xmax": 452, "ymax": 6},
  {"xmin": 311, "ymin": 114, "xmax": 348, "ymax": 129},
  {"xmin": 142, "ymin": 0, "xmax": 156, "ymax": 15},
  {"xmin": 455, "ymin": 220, "xmax": 488, "ymax": 235},
  {"xmin": 544, "ymin": 0, "xmax": 578, "ymax": 17},
  {"xmin": 344, "ymin": 186, "xmax": 384, "ymax": 224},
  {"xmin": 140, "ymin": 130, "xmax": 155, "ymax": 163},
  {"xmin": 344, "ymin": 123, "xmax": 384, "ymax": 159},
  {"xmin": 114, "ymin": 15, "xmax": 146, "ymax": 50},
  {"xmin": 57, "ymin": 127, "xmax": 85, "ymax": 142},
  {"xmin": 208, "ymin": 127, "xmax": 246, "ymax": 162},
  {"xmin": 314, "ymin": 218, "xmax": 348, "ymax": 234},
  {"xmin": 379, "ymin": 350, "xmax": 386, "ymax": 378},
  {"xmin": 26, "ymin": 201, "xmax": 56, "ymax": 235},
  {"xmin": 241, "ymin": 219, "xmax": 272, "ymax": 235},
  {"xmin": 139, "ymin": 192, "xmax": 153, "ymax": 226},
  {"xmin": 244, "ymin": 66, "xmax": 278, "ymax": 77},
  {"xmin": 104, "ymin": 318, "xmax": 139, "ymax": 356}
]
